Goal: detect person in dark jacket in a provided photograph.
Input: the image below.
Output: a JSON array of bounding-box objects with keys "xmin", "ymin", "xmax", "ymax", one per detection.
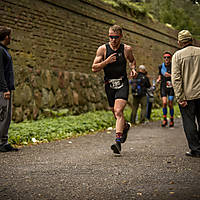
[
  {"xmin": 0, "ymin": 26, "xmax": 18, "ymax": 152},
  {"xmin": 130, "ymin": 65, "xmax": 151, "ymax": 124}
]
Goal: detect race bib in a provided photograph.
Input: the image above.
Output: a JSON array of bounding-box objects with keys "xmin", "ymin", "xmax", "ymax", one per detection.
[
  {"xmin": 108, "ymin": 78, "xmax": 124, "ymax": 89},
  {"xmin": 166, "ymin": 81, "xmax": 172, "ymax": 88}
]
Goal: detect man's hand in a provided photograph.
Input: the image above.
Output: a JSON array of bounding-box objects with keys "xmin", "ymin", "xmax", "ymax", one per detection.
[
  {"xmin": 179, "ymin": 100, "xmax": 187, "ymax": 107},
  {"xmin": 4, "ymin": 91, "xmax": 10, "ymax": 99},
  {"xmin": 130, "ymin": 69, "xmax": 137, "ymax": 78},
  {"xmin": 156, "ymin": 76, "xmax": 161, "ymax": 83},
  {"xmin": 165, "ymin": 72, "xmax": 171, "ymax": 77},
  {"xmin": 92, "ymin": 46, "xmax": 117, "ymax": 72},
  {"xmin": 106, "ymin": 53, "xmax": 117, "ymax": 64}
]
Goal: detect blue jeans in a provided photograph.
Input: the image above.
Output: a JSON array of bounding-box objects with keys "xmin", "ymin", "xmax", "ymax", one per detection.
[{"xmin": 179, "ymin": 98, "xmax": 200, "ymax": 153}]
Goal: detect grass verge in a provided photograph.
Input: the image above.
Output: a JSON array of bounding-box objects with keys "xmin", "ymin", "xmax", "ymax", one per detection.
[{"xmin": 9, "ymin": 105, "xmax": 181, "ymax": 146}]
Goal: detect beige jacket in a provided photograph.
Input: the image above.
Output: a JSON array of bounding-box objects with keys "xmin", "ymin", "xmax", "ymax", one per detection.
[{"xmin": 172, "ymin": 45, "xmax": 200, "ymax": 102}]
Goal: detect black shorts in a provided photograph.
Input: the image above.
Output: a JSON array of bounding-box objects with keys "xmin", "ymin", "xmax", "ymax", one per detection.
[
  {"xmin": 160, "ymin": 87, "xmax": 174, "ymax": 98},
  {"xmin": 105, "ymin": 78, "xmax": 129, "ymax": 107}
]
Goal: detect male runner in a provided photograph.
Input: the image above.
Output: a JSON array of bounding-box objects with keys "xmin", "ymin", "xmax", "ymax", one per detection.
[
  {"xmin": 157, "ymin": 51, "xmax": 175, "ymax": 127},
  {"xmin": 92, "ymin": 25, "xmax": 136, "ymax": 154}
]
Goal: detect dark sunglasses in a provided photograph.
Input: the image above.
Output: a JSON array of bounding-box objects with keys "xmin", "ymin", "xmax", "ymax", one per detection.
[
  {"xmin": 163, "ymin": 56, "xmax": 171, "ymax": 59},
  {"xmin": 109, "ymin": 35, "xmax": 120, "ymax": 39}
]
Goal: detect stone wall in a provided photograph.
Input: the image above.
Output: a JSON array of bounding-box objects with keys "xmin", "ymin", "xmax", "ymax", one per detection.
[{"xmin": 0, "ymin": 0, "xmax": 194, "ymax": 121}]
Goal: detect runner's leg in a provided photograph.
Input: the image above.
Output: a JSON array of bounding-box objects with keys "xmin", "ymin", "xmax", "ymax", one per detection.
[
  {"xmin": 162, "ymin": 96, "xmax": 168, "ymax": 126},
  {"xmin": 114, "ymin": 99, "xmax": 127, "ymax": 134},
  {"xmin": 168, "ymin": 96, "xmax": 174, "ymax": 127},
  {"xmin": 111, "ymin": 99, "xmax": 126, "ymax": 154}
]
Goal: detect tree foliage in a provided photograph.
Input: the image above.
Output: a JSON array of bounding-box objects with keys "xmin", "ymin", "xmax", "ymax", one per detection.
[
  {"xmin": 147, "ymin": 0, "xmax": 200, "ymax": 39},
  {"xmin": 100, "ymin": 0, "xmax": 200, "ymax": 39}
]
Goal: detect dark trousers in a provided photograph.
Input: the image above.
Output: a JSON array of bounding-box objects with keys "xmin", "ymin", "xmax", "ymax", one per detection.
[
  {"xmin": 179, "ymin": 98, "xmax": 200, "ymax": 153},
  {"xmin": 146, "ymin": 102, "xmax": 152, "ymax": 120},
  {"xmin": 0, "ymin": 92, "xmax": 12, "ymax": 145},
  {"xmin": 130, "ymin": 95, "xmax": 147, "ymax": 124},
  {"xmin": 146, "ymin": 96, "xmax": 153, "ymax": 120}
]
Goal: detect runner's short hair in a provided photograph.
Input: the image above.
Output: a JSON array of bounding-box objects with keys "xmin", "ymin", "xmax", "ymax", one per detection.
[
  {"xmin": 0, "ymin": 26, "xmax": 11, "ymax": 41},
  {"xmin": 109, "ymin": 25, "xmax": 122, "ymax": 35}
]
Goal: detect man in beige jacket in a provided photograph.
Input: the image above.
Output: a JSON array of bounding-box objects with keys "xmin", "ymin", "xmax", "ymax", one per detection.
[{"xmin": 172, "ymin": 30, "xmax": 200, "ymax": 157}]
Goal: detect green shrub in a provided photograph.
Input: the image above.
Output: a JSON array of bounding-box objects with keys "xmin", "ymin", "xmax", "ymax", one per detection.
[{"xmin": 9, "ymin": 105, "xmax": 180, "ymax": 146}]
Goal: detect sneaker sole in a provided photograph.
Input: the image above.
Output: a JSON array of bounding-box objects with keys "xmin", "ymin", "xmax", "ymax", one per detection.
[{"xmin": 111, "ymin": 144, "xmax": 120, "ymax": 154}]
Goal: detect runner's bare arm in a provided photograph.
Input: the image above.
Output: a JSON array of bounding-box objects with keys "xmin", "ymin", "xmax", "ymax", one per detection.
[
  {"xmin": 157, "ymin": 75, "xmax": 161, "ymax": 83},
  {"xmin": 125, "ymin": 45, "xmax": 137, "ymax": 77},
  {"xmin": 92, "ymin": 45, "xmax": 117, "ymax": 72},
  {"xmin": 164, "ymin": 72, "xmax": 171, "ymax": 77}
]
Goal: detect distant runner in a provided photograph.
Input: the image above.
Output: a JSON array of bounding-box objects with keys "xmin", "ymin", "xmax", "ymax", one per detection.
[{"xmin": 157, "ymin": 51, "xmax": 175, "ymax": 127}]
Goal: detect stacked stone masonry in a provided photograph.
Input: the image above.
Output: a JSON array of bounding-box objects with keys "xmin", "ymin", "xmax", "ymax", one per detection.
[{"xmin": 0, "ymin": 0, "xmax": 197, "ymax": 121}]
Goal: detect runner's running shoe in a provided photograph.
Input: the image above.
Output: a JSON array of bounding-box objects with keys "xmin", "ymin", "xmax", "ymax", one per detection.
[
  {"xmin": 169, "ymin": 120, "xmax": 174, "ymax": 127},
  {"xmin": 111, "ymin": 142, "xmax": 121, "ymax": 154},
  {"xmin": 121, "ymin": 122, "xmax": 130, "ymax": 143},
  {"xmin": 161, "ymin": 119, "xmax": 168, "ymax": 127}
]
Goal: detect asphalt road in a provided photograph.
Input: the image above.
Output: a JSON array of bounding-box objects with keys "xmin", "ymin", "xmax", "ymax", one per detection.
[{"xmin": 0, "ymin": 118, "xmax": 200, "ymax": 200}]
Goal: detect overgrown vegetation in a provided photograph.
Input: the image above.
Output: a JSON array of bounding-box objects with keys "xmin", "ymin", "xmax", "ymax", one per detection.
[
  {"xmin": 147, "ymin": 0, "xmax": 200, "ymax": 39},
  {"xmin": 100, "ymin": 0, "xmax": 200, "ymax": 40},
  {"xmin": 100, "ymin": 0, "xmax": 149, "ymax": 18},
  {"xmin": 9, "ymin": 105, "xmax": 180, "ymax": 146}
]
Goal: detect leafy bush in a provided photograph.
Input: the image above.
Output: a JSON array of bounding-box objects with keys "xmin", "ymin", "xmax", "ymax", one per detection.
[
  {"xmin": 9, "ymin": 110, "xmax": 115, "ymax": 145},
  {"xmin": 9, "ymin": 105, "xmax": 180, "ymax": 146}
]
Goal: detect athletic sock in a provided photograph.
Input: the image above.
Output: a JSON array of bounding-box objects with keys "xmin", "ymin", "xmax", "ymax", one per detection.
[
  {"xmin": 170, "ymin": 108, "xmax": 174, "ymax": 118},
  {"xmin": 162, "ymin": 107, "xmax": 167, "ymax": 116},
  {"xmin": 163, "ymin": 115, "xmax": 167, "ymax": 121},
  {"xmin": 169, "ymin": 116, "xmax": 174, "ymax": 127},
  {"xmin": 116, "ymin": 132, "xmax": 122, "ymax": 142}
]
